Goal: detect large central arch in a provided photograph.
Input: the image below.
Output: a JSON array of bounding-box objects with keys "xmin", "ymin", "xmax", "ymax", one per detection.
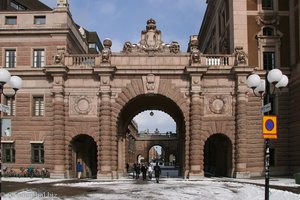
[{"xmin": 117, "ymin": 93, "xmax": 186, "ymax": 177}]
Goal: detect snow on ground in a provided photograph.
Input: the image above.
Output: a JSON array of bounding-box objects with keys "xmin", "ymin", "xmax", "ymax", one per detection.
[
  {"xmin": 210, "ymin": 177, "xmax": 300, "ymax": 188},
  {"xmin": 1, "ymin": 177, "xmax": 300, "ymax": 200},
  {"xmin": 1, "ymin": 177, "xmax": 66, "ymax": 184}
]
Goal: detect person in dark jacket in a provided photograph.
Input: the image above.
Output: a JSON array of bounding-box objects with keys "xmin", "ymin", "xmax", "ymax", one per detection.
[
  {"xmin": 153, "ymin": 162, "xmax": 161, "ymax": 183},
  {"xmin": 141, "ymin": 164, "xmax": 148, "ymax": 181}
]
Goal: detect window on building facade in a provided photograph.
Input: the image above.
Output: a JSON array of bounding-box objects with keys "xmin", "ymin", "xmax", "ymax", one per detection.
[
  {"xmin": 10, "ymin": 1, "xmax": 25, "ymax": 10},
  {"xmin": 33, "ymin": 96, "xmax": 44, "ymax": 116},
  {"xmin": 263, "ymin": 51, "xmax": 276, "ymax": 114},
  {"xmin": 34, "ymin": 16, "xmax": 46, "ymax": 25},
  {"xmin": 89, "ymin": 43, "xmax": 96, "ymax": 49},
  {"xmin": 5, "ymin": 49, "xmax": 16, "ymax": 68},
  {"xmin": 5, "ymin": 96, "xmax": 16, "ymax": 116},
  {"xmin": 2, "ymin": 143, "xmax": 16, "ymax": 163},
  {"xmin": 5, "ymin": 16, "xmax": 17, "ymax": 25},
  {"xmin": 31, "ymin": 143, "xmax": 44, "ymax": 163},
  {"xmin": 263, "ymin": 52, "xmax": 275, "ymax": 71},
  {"xmin": 263, "ymin": 27, "xmax": 274, "ymax": 36},
  {"xmin": 33, "ymin": 49, "xmax": 45, "ymax": 68},
  {"xmin": 262, "ymin": 0, "xmax": 274, "ymax": 10}
]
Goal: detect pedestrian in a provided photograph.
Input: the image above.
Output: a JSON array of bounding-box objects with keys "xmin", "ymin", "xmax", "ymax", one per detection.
[
  {"xmin": 133, "ymin": 163, "xmax": 137, "ymax": 179},
  {"xmin": 27, "ymin": 165, "xmax": 34, "ymax": 178},
  {"xmin": 153, "ymin": 162, "xmax": 161, "ymax": 183},
  {"xmin": 135, "ymin": 163, "xmax": 141, "ymax": 179},
  {"xmin": 141, "ymin": 164, "xmax": 148, "ymax": 181},
  {"xmin": 126, "ymin": 163, "xmax": 129, "ymax": 173},
  {"xmin": 76, "ymin": 161, "xmax": 83, "ymax": 179},
  {"xmin": 147, "ymin": 164, "xmax": 153, "ymax": 180}
]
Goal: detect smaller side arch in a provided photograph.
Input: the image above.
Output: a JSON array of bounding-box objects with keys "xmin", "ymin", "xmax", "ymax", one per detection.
[
  {"xmin": 203, "ymin": 133, "xmax": 233, "ymax": 177},
  {"xmin": 68, "ymin": 134, "xmax": 98, "ymax": 179}
]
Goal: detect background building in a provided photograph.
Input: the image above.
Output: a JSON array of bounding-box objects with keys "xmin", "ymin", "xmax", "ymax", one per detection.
[{"xmin": 197, "ymin": 0, "xmax": 300, "ymax": 175}]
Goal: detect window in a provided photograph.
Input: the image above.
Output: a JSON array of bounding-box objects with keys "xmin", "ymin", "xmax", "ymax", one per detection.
[
  {"xmin": 2, "ymin": 143, "xmax": 15, "ymax": 163},
  {"xmin": 89, "ymin": 43, "xmax": 96, "ymax": 49},
  {"xmin": 31, "ymin": 143, "xmax": 44, "ymax": 163},
  {"xmin": 5, "ymin": 49, "xmax": 16, "ymax": 68},
  {"xmin": 10, "ymin": 1, "xmax": 25, "ymax": 10},
  {"xmin": 34, "ymin": 16, "xmax": 46, "ymax": 25},
  {"xmin": 262, "ymin": 0, "xmax": 274, "ymax": 10},
  {"xmin": 263, "ymin": 52, "xmax": 275, "ymax": 71},
  {"xmin": 33, "ymin": 96, "xmax": 44, "ymax": 116},
  {"xmin": 263, "ymin": 27, "xmax": 274, "ymax": 36},
  {"xmin": 5, "ymin": 16, "xmax": 17, "ymax": 25},
  {"xmin": 33, "ymin": 49, "xmax": 45, "ymax": 68},
  {"xmin": 5, "ymin": 97, "xmax": 16, "ymax": 116}
]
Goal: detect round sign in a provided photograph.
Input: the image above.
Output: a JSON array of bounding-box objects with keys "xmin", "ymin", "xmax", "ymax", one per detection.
[{"xmin": 265, "ymin": 119, "xmax": 275, "ymax": 131}]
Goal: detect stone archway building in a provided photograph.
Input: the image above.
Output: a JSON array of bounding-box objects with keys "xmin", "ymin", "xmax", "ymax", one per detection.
[
  {"xmin": 1, "ymin": 3, "xmax": 272, "ymax": 179},
  {"xmin": 55, "ymin": 18, "xmax": 262, "ymax": 179}
]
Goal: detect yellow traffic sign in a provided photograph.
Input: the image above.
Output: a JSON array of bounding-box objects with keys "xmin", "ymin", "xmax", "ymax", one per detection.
[{"xmin": 262, "ymin": 115, "xmax": 277, "ymax": 139}]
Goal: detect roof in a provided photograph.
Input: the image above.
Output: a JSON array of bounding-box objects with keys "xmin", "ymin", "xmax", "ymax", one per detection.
[{"xmin": 7, "ymin": 0, "xmax": 52, "ymax": 11}]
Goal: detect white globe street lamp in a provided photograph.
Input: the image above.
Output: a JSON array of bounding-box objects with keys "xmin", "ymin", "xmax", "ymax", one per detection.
[
  {"xmin": 247, "ymin": 69, "xmax": 288, "ymax": 97},
  {"xmin": 0, "ymin": 68, "xmax": 23, "ymax": 96},
  {"xmin": 246, "ymin": 68, "xmax": 288, "ymax": 200}
]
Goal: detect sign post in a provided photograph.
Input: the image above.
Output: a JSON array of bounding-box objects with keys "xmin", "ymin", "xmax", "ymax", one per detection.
[{"xmin": 262, "ymin": 115, "xmax": 277, "ymax": 139}]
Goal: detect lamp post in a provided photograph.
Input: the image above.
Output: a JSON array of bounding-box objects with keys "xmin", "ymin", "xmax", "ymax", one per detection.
[
  {"xmin": 246, "ymin": 68, "xmax": 288, "ymax": 200},
  {"xmin": 0, "ymin": 68, "xmax": 23, "ymax": 135}
]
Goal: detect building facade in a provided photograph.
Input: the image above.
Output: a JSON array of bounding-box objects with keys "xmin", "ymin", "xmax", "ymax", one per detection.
[
  {"xmin": 0, "ymin": 0, "xmax": 299, "ymax": 179},
  {"xmin": 198, "ymin": 0, "xmax": 300, "ymax": 175}
]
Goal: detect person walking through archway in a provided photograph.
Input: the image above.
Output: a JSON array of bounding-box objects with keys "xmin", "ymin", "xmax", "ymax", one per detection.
[
  {"xmin": 153, "ymin": 162, "xmax": 161, "ymax": 183},
  {"xmin": 76, "ymin": 161, "xmax": 83, "ymax": 179},
  {"xmin": 141, "ymin": 164, "xmax": 148, "ymax": 181}
]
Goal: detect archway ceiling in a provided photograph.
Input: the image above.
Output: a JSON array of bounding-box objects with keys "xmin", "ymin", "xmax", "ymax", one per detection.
[{"xmin": 120, "ymin": 94, "xmax": 184, "ymax": 130}]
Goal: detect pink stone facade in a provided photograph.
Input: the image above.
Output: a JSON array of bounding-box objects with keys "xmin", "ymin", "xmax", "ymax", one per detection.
[{"xmin": 0, "ymin": 1, "xmax": 299, "ymax": 179}]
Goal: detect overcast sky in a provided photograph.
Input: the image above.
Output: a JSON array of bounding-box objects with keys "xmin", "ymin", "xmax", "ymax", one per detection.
[
  {"xmin": 40, "ymin": 0, "xmax": 207, "ymax": 132},
  {"xmin": 41, "ymin": 0, "xmax": 207, "ymax": 52}
]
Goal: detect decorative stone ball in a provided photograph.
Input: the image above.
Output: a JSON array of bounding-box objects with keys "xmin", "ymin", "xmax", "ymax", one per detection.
[{"xmin": 103, "ymin": 38, "xmax": 112, "ymax": 48}]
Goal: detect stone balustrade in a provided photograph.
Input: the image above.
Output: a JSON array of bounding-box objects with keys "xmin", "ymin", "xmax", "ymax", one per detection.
[
  {"xmin": 202, "ymin": 55, "xmax": 234, "ymax": 66},
  {"xmin": 64, "ymin": 53, "xmax": 235, "ymax": 67}
]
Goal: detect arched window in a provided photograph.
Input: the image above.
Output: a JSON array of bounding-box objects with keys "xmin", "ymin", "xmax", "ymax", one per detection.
[
  {"xmin": 263, "ymin": 27, "xmax": 274, "ymax": 36},
  {"xmin": 262, "ymin": 0, "xmax": 274, "ymax": 10}
]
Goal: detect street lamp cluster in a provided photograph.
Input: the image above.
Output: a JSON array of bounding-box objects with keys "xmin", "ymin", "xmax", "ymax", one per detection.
[
  {"xmin": 246, "ymin": 68, "xmax": 288, "ymax": 200},
  {"xmin": 0, "ymin": 69, "xmax": 23, "ymax": 96},
  {"xmin": 246, "ymin": 68, "xmax": 288, "ymax": 96}
]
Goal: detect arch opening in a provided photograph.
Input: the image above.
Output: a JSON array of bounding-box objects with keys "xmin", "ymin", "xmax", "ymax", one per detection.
[
  {"xmin": 204, "ymin": 134, "xmax": 232, "ymax": 177},
  {"xmin": 117, "ymin": 94, "xmax": 186, "ymax": 177},
  {"xmin": 70, "ymin": 134, "xmax": 97, "ymax": 179}
]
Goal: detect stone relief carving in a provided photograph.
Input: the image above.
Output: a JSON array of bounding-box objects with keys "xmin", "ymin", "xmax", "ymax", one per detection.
[
  {"xmin": 142, "ymin": 74, "xmax": 160, "ymax": 94},
  {"xmin": 169, "ymin": 41, "xmax": 180, "ymax": 54},
  {"xmin": 205, "ymin": 95, "xmax": 231, "ymax": 115},
  {"xmin": 70, "ymin": 95, "xmax": 97, "ymax": 116},
  {"xmin": 122, "ymin": 19, "xmax": 180, "ymax": 54},
  {"xmin": 256, "ymin": 13, "xmax": 280, "ymax": 27},
  {"xmin": 101, "ymin": 39, "xmax": 112, "ymax": 64},
  {"xmin": 190, "ymin": 48, "xmax": 201, "ymax": 65},
  {"xmin": 53, "ymin": 47, "xmax": 65, "ymax": 65},
  {"xmin": 234, "ymin": 46, "xmax": 248, "ymax": 65},
  {"xmin": 57, "ymin": 0, "xmax": 69, "ymax": 8}
]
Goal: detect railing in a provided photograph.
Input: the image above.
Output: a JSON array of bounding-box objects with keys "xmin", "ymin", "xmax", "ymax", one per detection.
[
  {"xmin": 203, "ymin": 55, "xmax": 234, "ymax": 66},
  {"xmin": 64, "ymin": 53, "xmax": 235, "ymax": 67},
  {"xmin": 65, "ymin": 54, "xmax": 99, "ymax": 66}
]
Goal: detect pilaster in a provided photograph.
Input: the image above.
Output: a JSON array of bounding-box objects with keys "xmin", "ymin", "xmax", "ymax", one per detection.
[
  {"xmin": 189, "ymin": 75, "xmax": 204, "ymax": 178},
  {"xmin": 51, "ymin": 76, "xmax": 66, "ymax": 178},
  {"xmin": 234, "ymin": 74, "xmax": 250, "ymax": 178}
]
